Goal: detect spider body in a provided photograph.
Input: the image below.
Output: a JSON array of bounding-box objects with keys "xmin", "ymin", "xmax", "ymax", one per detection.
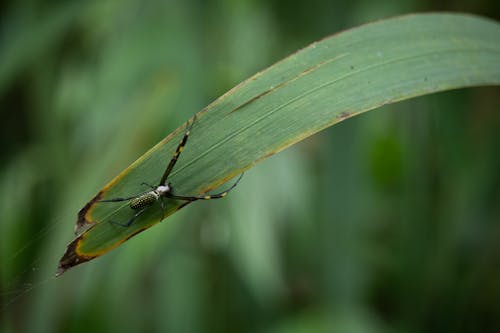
[
  {"xmin": 129, "ymin": 185, "xmax": 169, "ymax": 210},
  {"xmin": 129, "ymin": 191, "xmax": 159, "ymax": 210},
  {"xmin": 99, "ymin": 117, "xmax": 242, "ymax": 227}
]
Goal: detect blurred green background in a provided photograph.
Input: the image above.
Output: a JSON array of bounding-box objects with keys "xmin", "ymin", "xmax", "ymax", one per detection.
[{"xmin": 1, "ymin": 1, "xmax": 499, "ymax": 332}]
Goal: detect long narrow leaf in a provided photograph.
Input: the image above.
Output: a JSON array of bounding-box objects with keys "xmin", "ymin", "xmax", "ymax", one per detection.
[{"xmin": 58, "ymin": 13, "xmax": 500, "ymax": 274}]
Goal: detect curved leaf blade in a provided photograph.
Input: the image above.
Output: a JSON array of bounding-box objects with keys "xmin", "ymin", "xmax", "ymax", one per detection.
[{"xmin": 58, "ymin": 13, "xmax": 500, "ymax": 275}]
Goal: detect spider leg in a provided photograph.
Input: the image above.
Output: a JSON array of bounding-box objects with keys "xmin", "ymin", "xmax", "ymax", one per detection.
[
  {"xmin": 159, "ymin": 116, "xmax": 196, "ymax": 186},
  {"xmin": 98, "ymin": 196, "xmax": 138, "ymax": 203},
  {"xmin": 141, "ymin": 182, "xmax": 156, "ymax": 190},
  {"xmin": 110, "ymin": 207, "xmax": 148, "ymax": 227},
  {"xmin": 166, "ymin": 172, "xmax": 244, "ymax": 201},
  {"xmin": 158, "ymin": 198, "xmax": 166, "ymax": 220},
  {"xmin": 99, "ymin": 189, "xmax": 152, "ymax": 203}
]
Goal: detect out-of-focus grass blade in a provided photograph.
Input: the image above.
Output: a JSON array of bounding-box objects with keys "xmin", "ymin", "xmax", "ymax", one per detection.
[{"xmin": 58, "ymin": 13, "xmax": 500, "ymax": 275}]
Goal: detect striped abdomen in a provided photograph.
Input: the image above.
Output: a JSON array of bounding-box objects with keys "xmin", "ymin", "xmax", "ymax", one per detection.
[{"xmin": 130, "ymin": 191, "xmax": 159, "ymax": 210}]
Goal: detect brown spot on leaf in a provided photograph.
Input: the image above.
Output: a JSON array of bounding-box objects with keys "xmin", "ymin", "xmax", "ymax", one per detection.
[
  {"xmin": 56, "ymin": 236, "xmax": 95, "ymax": 276},
  {"xmin": 228, "ymin": 54, "xmax": 348, "ymax": 116},
  {"xmin": 228, "ymin": 85, "xmax": 281, "ymax": 114},
  {"xmin": 337, "ymin": 111, "xmax": 353, "ymax": 120},
  {"xmin": 75, "ymin": 191, "xmax": 103, "ymax": 235}
]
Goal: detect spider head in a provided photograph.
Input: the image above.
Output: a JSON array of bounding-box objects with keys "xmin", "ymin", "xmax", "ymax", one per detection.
[{"xmin": 156, "ymin": 185, "xmax": 170, "ymax": 195}]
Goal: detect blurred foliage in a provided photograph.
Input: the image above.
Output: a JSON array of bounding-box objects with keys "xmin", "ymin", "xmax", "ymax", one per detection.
[{"xmin": 0, "ymin": 1, "xmax": 499, "ymax": 333}]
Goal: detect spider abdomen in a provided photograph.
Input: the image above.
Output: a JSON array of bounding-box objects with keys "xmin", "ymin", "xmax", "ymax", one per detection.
[{"xmin": 130, "ymin": 192, "xmax": 159, "ymax": 210}]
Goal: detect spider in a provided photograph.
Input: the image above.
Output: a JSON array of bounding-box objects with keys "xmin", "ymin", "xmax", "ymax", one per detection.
[{"xmin": 99, "ymin": 117, "xmax": 243, "ymax": 227}]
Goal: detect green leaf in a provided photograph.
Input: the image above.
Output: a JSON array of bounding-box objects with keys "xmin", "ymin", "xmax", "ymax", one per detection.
[{"xmin": 57, "ymin": 13, "xmax": 500, "ymax": 274}]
